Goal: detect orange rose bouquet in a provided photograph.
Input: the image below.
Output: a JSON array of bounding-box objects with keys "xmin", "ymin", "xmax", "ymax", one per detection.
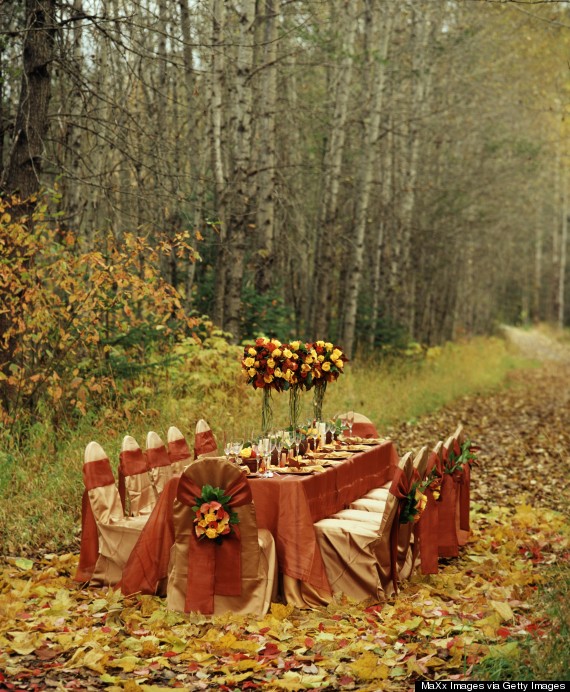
[{"xmin": 192, "ymin": 485, "xmax": 239, "ymax": 544}]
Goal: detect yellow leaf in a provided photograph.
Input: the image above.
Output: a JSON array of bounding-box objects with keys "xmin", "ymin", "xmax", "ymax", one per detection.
[
  {"xmin": 349, "ymin": 651, "xmax": 390, "ymax": 681},
  {"xmin": 491, "ymin": 600, "xmax": 514, "ymax": 622},
  {"xmin": 108, "ymin": 655, "xmax": 142, "ymax": 672}
]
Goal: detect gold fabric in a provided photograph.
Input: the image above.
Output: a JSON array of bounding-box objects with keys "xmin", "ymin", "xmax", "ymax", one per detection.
[
  {"xmin": 87, "ymin": 475, "xmax": 149, "ymax": 587},
  {"xmin": 166, "ymin": 458, "xmax": 278, "ymax": 615}
]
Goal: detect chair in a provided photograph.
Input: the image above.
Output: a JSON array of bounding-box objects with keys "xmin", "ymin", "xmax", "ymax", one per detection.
[
  {"xmin": 118, "ymin": 435, "xmax": 157, "ymax": 516},
  {"xmin": 437, "ymin": 435, "xmax": 460, "ymax": 559},
  {"xmin": 307, "ymin": 451, "xmax": 414, "ymax": 602},
  {"xmin": 167, "ymin": 425, "xmax": 192, "ymax": 475},
  {"xmin": 338, "ymin": 411, "xmax": 379, "ymax": 439},
  {"xmin": 74, "ymin": 441, "xmax": 148, "ymax": 586},
  {"xmin": 194, "ymin": 419, "xmax": 218, "ymax": 458},
  {"xmin": 166, "ymin": 457, "xmax": 278, "ymax": 615},
  {"xmin": 146, "ymin": 431, "xmax": 174, "ymax": 495}
]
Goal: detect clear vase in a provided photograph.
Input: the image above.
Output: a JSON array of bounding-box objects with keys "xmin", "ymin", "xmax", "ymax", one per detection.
[
  {"xmin": 313, "ymin": 380, "xmax": 327, "ymax": 421},
  {"xmin": 288, "ymin": 384, "xmax": 301, "ymax": 431},
  {"xmin": 261, "ymin": 388, "xmax": 273, "ymax": 435}
]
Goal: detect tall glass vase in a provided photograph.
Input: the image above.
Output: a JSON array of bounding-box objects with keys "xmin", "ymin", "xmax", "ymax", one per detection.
[
  {"xmin": 313, "ymin": 380, "xmax": 327, "ymax": 421},
  {"xmin": 261, "ymin": 387, "xmax": 273, "ymax": 436},
  {"xmin": 288, "ymin": 384, "xmax": 302, "ymax": 431}
]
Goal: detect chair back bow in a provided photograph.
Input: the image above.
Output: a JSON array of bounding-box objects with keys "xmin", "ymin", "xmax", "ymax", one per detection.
[
  {"xmin": 388, "ymin": 464, "xmax": 418, "ymax": 593},
  {"xmin": 177, "ymin": 472, "xmax": 252, "ymax": 614}
]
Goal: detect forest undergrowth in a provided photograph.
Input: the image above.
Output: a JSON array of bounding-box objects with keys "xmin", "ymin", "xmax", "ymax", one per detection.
[{"xmin": 0, "ymin": 328, "xmax": 569, "ymax": 690}]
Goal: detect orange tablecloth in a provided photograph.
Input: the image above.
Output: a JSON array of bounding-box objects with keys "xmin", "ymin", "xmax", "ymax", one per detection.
[{"xmin": 120, "ymin": 441, "xmax": 398, "ymax": 599}]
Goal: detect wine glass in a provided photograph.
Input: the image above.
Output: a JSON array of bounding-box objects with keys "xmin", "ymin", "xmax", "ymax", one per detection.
[
  {"xmin": 232, "ymin": 439, "xmax": 243, "ymax": 463},
  {"xmin": 346, "ymin": 411, "xmax": 355, "ymax": 437},
  {"xmin": 224, "ymin": 440, "xmax": 232, "ymax": 462},
  {"xmin": 275, "ymin": 434, "xmax": 284, "ymax": 467}
]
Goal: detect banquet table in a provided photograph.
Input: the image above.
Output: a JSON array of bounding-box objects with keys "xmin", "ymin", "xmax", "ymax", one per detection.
[{"xmin": 119, "ymin": 440, "xmax": 399, "ymax": 602}]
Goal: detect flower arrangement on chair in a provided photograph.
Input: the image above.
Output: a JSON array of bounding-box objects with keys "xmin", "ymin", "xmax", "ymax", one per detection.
[{"xmin": 192, "ymin": 485, "xmax": 240, "ymax": 545}]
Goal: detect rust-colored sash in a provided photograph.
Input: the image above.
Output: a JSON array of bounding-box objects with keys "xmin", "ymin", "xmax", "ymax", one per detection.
[
  {"xmin": 438, "ymin": 447, "xmax": 459, "ymax": 558},
  {"xmin": 194, "ymin": 429, "xmax": 217, "ymax": 459},
  {"xmin": 177, "ymin": 473, "xmax": 252, "ymax": 614},
  {"xmin": 118, "ymin": 448, "xmax": 149, "ymax": 510},
  {"xmin": 417, "ymin": 451, "xmax": 441, "ymax": 574},
  {"xmin": 147, "ymin": 444, "xmax": 171, "ymax": 469},
  {"xmin": 352, "ymin": 422, "xmax": 379, "ymax": 439},
  {"xmin": 168, "ymin": 437, "xmax": 191, "ymax": 463},
  {"xmin": 74, "ymin": 459, "xmax": 116, "ymax": 583}
]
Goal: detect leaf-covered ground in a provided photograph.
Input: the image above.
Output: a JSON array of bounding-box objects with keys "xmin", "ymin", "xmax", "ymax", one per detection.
[{"xmin": 1, "ymin": 329, "xmax": 569, "ymax": 691}]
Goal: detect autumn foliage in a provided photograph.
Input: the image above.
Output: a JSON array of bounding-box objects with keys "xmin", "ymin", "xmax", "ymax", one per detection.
[{"xmin": 0, "ymin": 196, "xmax": 199, "ymax": 431}]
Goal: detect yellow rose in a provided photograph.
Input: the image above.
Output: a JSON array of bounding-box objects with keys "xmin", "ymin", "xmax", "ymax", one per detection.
[
  {"xmin": 204, "ymin": 512, "xmax": 217, "ymax": 523},
  {"xmin": 290, "ymin": 340, "xmax": 300, "ymax": 350},
  {"xmin": 205, "ymin": 528, "xmax": 218, "ymax": 539},
  {"xmin": 335, "ymin": 359, "xmax": 344, "ymax": 369},
  {"xmin": 274, "ymin": 368, "xmax": 283, "ymax": 377},
  {"xmin": 240, "ymin": 447, "xmax": 252, "ymax": 458},
  {"xmin": 291, "ymin": 353, "xmax": 299, "ymax": 360},
  {"xmin": 248, "ymin": 347, "xmax": 256, "ymax": 356},
  {"xmin": 244, "ymin": 357, "xmax": 255, "ymax": 367},
  {"xmin": 317, "ymin": 355, "xmax": 325, "ymax": 363},
  {"xmin": 301, "ymin": 363, "xmax": 311, "ymax": 372},
  {"xmin": 332, "ymin": 349, "xmax": 342, "ymax": 360},
  {"xmin": 264, "ymin": 374, "xmax": 274, "ymax": 383},
  {"xmin": 254, "ymin": 360, "xmax": 261, "ymax": 368},
  {"xmin": 305, "ymin": 356, "xmax": 314, "ymax": 364},
  {"xmin": 267, "ymin": 358, "xmax": 275, "ymax": 368},
  {"xmin": 324, "ymin": 342, "xmax": 333, "ymax": 351},
  {"xmin": 283, "ymin": 348, "xmax": 292, "ymax": 358},
  {"xmin": 273, "ymin": 348, "xmax": 282, "ymax": 357},
  {"xmin": 271, "ymin": 339, "xmax": 282, "ymax": 347},
  {"xmin": 248, "ymin": 368, "xmax": 256, "ymax": 377},
  {"xmin": 316, "ymin": 340, "xmax": 325, "ymax": 347},
  {"xmin": 322, "ymin": 361, "xmax": 331, "ymax": 372}
]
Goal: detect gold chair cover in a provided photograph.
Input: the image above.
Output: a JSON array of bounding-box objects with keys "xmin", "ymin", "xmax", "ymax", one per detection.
[
  {"xmin": 166, "ymin": 457, "xmax": 278, "ymax": 615},
  {"xmin": 306, "ymin": 452, "xmax": 414, "ymax": 602},
  {"xmin": 146, "ymin": 431, "xmax": 174, "ymax": 495},
  {"xmin": 76, "ymin": 441, "xmax": 149, "ymax": 586},
  {"xmin": 167, "ymin": 425, "xmax": 192, "ymax": 475},
  {"xmin": 119, "ymin": 435, "xmax": 157, "ymax": 516}
]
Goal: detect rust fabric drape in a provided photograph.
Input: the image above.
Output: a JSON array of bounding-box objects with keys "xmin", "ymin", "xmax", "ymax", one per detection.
[
  {"xmin": 177, "ymin": 472, "xmax": 252, "ymax": 613},
  {"xmin": 194, "ymin": 429, "xmax": 217, "ymax": 458},
  {"xmin": 417, "ymin": 451, "xmax": 441, "ymax": 574}
]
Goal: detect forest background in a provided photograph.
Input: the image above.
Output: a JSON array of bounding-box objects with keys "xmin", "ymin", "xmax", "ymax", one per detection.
[{"xmin": 1, "ymin": 0, "xmax": 570, "ymax": 546}]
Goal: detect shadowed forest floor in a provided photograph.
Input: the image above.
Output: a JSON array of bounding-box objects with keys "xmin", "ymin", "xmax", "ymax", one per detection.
[{"xmin": 0, "ymin": 328, "xmax": 569, "ymax": 691}]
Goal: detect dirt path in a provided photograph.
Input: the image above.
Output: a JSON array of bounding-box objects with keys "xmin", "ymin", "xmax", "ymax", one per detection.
[{"xmin": 388, "ymin": 327, "xmax": 570, "ymax": 516}]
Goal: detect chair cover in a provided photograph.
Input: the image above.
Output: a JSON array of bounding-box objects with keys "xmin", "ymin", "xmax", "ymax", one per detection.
[
  {"xmin": 74, "ymin": 441, "xmax": 148, "ymax": 586},
  {"xmin": 147, "ymin": 431, "xmax": 174, "ymax": 495},
  {"xmin": 194, "ymin": 419, "xmax": 218, "ymax": 459},
  {"xmin": 167, "ymin": 426, "xmax": 192, "ymax": 475},
  {"xmin": 118, "ymin": 435, "xmax": 157, "ymax": 516},
  {"xmin": 308, "ymin": 452, "xmax": 413, "ymax": 602},
  {"xmin": 166, "ymin": 457, "xmax": 278, "ymax": 615}
]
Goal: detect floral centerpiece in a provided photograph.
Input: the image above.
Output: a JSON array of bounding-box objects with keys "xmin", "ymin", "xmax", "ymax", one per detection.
[
  {"xmin": 310, "ymin": 341, "xmax": 348, "ymax": 420},
  {"xmin": 443, "ymin": 438, "xmax": 480, "ymax": 476},
  {"xmin": 192, "ymin": 485, "xmax": 239, "ymax": 544},
  {"xmin": 241, "ymin": 337, "xmax": 287, "ymax": 434}
]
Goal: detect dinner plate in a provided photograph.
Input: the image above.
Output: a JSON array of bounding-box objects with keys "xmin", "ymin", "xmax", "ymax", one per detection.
[{"xmin": 275, "ymin": 468, "xmax": 315, "ymax": 475}]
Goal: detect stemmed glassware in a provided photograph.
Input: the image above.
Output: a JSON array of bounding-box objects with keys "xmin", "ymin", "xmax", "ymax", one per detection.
[
  {"xmin": 231, "ymin": 439, "xmax": 243, "ymax": 463},
  {"xmin": 346, "ymin": 411, "xmax": 355, "ymax": 438},
  {"xmin": 275, "ymin": 433, "xmax": 284, "ymax": 466},
  {"xmin": 224, "ymin": 440, "xmax": 232, "ymax": 462}
]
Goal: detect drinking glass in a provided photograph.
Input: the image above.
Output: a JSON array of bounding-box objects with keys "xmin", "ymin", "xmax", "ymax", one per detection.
[
  {"xmin": 224, "ymin": 440, "xmax": 232, "ymax": 462},
  {"xmin": 231, "ymin": 440, "xmax": 243, "ymax": 463},
  {"xmin": 346, "ymin": 411, "xmax": 355, "ymax": 437}
]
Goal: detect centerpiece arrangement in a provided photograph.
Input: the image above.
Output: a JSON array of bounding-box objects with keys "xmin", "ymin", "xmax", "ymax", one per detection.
[{"xmin": 241, "ymin": 337, "xmax": 348, "ymax": 433}]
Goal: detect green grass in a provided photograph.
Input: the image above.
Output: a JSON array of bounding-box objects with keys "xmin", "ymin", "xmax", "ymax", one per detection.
[{"xmin": 0, "ymin": 333, "xmax": 531, "ymax": 555}]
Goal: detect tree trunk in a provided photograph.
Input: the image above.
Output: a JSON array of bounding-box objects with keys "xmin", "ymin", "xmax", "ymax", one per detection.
[
  {"xmin": 254, "ymin": 0, "xmax": 279, "ymax": 295},
  {"xmin": 310, "ymin": 0, "xmax": 357, "ymax": 339},
  {"xmin": 1, "ymin": 0, "xmax": 55, "ymax": 200},
  {"xmin": 340, "ymin": 0, "xmax": 393, "ymax": 358}
]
